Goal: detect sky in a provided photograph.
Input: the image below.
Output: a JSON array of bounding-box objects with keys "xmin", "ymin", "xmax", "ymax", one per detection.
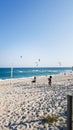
[{"xmin": 0, "ymin": 0, "xmax": 73, "ymax": 67}]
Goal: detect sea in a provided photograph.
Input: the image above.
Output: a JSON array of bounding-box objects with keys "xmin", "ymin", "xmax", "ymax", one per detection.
[{"xmin": 0, "ymin": 67, "xmax": 72, "ymax": 80}]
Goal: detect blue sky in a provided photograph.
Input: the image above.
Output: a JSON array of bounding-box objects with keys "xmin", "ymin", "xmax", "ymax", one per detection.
[{"xmin": 0, "ymin": 0, "xmax": 73, "ymax": 67}]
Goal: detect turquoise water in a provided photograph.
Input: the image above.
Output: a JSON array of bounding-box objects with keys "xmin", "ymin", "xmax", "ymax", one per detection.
[{"xmin": 0, "ymin": 67, "xmax": 72, "ymax": 80}]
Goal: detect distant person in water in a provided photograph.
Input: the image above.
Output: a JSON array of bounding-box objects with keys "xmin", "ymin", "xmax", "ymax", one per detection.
[{"xmin": 48, "ymin": 76, "xmax": 52, "ymax": 86}]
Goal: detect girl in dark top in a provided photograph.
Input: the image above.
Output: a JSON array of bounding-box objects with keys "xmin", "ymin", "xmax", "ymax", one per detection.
[{"xmin": 48, "ymin": 76, "xmax": 52, "ymax": 86}]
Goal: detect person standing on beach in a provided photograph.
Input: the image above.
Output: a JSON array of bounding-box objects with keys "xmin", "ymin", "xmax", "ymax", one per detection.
[{"xmin": 48, "ymin": 76, "xmax": 52, "ymax": 86}]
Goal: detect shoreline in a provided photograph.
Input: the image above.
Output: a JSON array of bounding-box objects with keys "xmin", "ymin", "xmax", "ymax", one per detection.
[{"xmin": 0, "ymin": 71, "xmax": 72, "ymax": 84}]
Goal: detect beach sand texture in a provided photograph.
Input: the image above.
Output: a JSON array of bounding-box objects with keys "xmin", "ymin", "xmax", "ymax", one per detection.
[{"xmin": 0, "ymin": 73, "xmax": 73, "ymax": 130}]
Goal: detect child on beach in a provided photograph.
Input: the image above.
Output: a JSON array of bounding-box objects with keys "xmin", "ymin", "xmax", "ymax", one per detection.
[
  {"xmin": 48, "ymin": 76, "xmax": 52, "ymax": 86},
  {"xmin": 31, "ymin": 76, "xmax": 36, "ymax": 83}
]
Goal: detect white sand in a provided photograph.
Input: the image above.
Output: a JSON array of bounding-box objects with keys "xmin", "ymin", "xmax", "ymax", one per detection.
[{"xmin": 0, "ymin": 73, "xmax": 73, "ymax": 130}]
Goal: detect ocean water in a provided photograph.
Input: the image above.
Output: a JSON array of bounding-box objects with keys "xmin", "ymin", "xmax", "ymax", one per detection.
[{"xmin": 0, "ymin": 67, "xmax": 72, "ymax": 80}]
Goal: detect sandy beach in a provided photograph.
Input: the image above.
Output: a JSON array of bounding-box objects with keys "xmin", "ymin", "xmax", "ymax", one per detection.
[{"xmin": 0, "ymin": 73, "xmax": 73, "ymax": 130}]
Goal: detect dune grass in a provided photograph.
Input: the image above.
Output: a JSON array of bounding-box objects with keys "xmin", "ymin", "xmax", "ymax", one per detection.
[{"xmin": 44, "ymin": 114, "xmax": 58, "ymax": 124}]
